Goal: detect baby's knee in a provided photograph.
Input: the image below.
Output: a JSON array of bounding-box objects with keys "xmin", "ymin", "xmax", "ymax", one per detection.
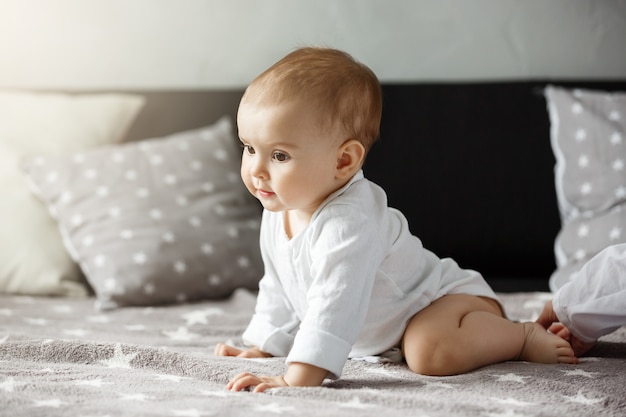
[{"xmin": 403, "ymin": 336, "xmax": 459, "ymax": 376}]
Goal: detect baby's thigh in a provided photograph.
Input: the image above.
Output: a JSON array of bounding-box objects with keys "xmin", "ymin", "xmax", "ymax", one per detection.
[
  {"xmin": 400, "ymin": 294, "xmax": 503, "ymax": 374},
  {"xmin": 401, "ymin": 294, "xmax": 502, "ymax": 349}
]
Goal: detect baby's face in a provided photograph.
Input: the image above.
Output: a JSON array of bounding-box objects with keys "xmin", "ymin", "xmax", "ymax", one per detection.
[{"xmin": 237, "ymin": 99, "xmax": 346, "ymax": 218}]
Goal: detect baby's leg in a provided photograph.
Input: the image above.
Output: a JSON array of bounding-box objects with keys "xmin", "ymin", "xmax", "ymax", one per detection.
[{"xmin": 401, "ymin": 294, "xmax": 576, "ymax": 376}]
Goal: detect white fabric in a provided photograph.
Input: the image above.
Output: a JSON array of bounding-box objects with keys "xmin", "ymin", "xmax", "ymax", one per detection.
[
  {"xmin": 242, "ymin": 171, "xmax": 498, "ymax": 378},
  {"xmin": 552, "ymin": 243, "xmax": 626, "ymax": 343}
]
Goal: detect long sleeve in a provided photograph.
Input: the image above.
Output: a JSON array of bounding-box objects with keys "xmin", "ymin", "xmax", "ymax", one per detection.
[
  {"xmin": 241, "ymin": 212, "xmax": 300, "ymax": 356},
  {"xmin": 553, "ymin": 243, "xmax": 626, "ymax": 343},
  {"xmin": 285, "ymin": 203, "xmax": 383, "ymax": 378}
]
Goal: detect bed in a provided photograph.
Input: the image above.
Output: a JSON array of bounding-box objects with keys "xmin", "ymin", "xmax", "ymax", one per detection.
[{"xmin": 1, "ymin": 81, "xmax": 626, "ymax": 416}]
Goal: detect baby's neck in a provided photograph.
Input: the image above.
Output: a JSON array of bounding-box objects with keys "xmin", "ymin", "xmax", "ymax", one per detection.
[{"xmin": 283, "ymin": 209, "xmax": 313, "ymax": 239}]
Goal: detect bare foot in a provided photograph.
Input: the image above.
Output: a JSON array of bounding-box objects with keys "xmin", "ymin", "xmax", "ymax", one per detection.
[
  {"xmin": 518, "ymin": 322, "xmax": 578, "ymax": 364},
  {"xmin": 548, "ymin": 323, "xmax": 597, "ymax": 357}
]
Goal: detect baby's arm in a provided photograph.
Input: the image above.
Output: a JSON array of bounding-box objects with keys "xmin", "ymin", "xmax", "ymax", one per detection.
[{"xmin": 227, "ymin": 362, "xmax": 328, "ymax": 393}]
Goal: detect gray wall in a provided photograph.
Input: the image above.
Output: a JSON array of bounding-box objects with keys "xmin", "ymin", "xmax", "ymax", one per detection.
[{"xmin": 1, "ymin": 0, "xmax": 625, "ymax": 90}]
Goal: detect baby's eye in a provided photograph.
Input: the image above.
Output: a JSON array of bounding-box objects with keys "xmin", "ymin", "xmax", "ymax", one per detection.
[
  {"xmin": 241, "ymin": 144, "xmax": 255, "ymax": 155},
  {"xmin": 272, "ymin": 152, "xmax": 290, "ymax": 162}
]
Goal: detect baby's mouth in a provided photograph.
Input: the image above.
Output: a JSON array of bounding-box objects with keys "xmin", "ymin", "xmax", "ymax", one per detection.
[{"xmin": 257, "ymin": 189, "xmax": 275, "ymax": 198}]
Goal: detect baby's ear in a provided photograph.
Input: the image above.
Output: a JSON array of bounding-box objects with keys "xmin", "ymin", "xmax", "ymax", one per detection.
[{"xmin": 336, "ymin": 139, "xmax": 365, "ymax": 179}]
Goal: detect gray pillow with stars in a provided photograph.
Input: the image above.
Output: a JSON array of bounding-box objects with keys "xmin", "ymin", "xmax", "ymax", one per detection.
[
  {"xmin": 546, "ymin": 85, "xmax": 626, "ymax": 291},
  {"xmin": 22, "ymin": 116, "xmax": 263, "ymax": 310}
]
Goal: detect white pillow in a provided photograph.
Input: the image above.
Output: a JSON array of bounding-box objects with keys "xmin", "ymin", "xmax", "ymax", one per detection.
[
  {"xmin": 546, "ymin": 85, "xmax": 626, "ymax": 291},
  {"xmin": 22, "ymin": 117, "xmax": 263, "ymax": 310},
  {"xmin": 0, "ymin": 91, "xmax": 145, "ymax": 296}
]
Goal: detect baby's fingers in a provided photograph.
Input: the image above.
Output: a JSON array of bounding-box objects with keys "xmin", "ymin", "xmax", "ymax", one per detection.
[
  {"xmin": 214, "ymin": 343, "xmax": 243, "ymax": 357},
  {"xmin": 227, "ymin": 372, "xmax": 260, "ymax": 392}
]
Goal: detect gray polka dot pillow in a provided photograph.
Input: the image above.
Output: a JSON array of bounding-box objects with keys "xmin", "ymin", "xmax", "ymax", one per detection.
[
  {"xmin": 22, "ymin": 117, "xmax": 263, "ymax": 310},
  {"xmin": 546, "ymin": 85, "xmax": 626, "ymax": 291}
]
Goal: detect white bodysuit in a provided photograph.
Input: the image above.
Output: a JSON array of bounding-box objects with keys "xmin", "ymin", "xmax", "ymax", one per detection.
[
  {"xmin": 552, "ymin": 243, "xmax": 626, "ymax": 343},
  {"xmin": 241, "ymin": 171, "xmax": 498, "ymax": 378}
]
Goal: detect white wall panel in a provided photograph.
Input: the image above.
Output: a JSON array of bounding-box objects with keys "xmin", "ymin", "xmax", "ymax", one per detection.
[{"xmin": 0, "ymin": 0, "xmax": 624, "ymax": 89}]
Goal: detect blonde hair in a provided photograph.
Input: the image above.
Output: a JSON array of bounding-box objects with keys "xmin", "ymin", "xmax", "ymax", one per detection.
[{"xmin": 241, "ymin": 47, "xmax": 382, "ymax": 151}]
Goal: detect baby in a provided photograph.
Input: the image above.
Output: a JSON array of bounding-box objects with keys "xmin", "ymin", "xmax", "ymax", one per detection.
[{"xmin": 215, "ymin": 47, "xmax": 576, "ymax": 392}]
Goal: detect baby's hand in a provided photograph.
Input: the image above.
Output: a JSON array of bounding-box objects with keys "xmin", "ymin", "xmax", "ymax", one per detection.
[
  {"xmin": 227, "ymin": 372, "xmax": 288, "ymax": 393},
  {"xmin": 214, "ymin": 343, "xmax": 271, "ymax": 358}
]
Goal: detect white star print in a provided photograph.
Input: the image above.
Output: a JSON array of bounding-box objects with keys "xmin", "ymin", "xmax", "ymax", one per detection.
[
  {"xmin": 24, "ymin": 317, "xmax": 48, "ymax": 326},
  {"xmin": 87, "ymin": 315, "xmax": 110, "ymax": 324},
  {"xmin": 563, "ymin": 391, "xmax": 604, "ymax": 405},
  {"xmin": 580, "ymin": 182, "xmax": 592, "ymax": 195},
  {"xmin": 561, "ymin": 369, "xmax": 597, "ymax": 378},
  {"xmin": 52, "ymin": 305, "xmax": 72, "ymax": 314},
  {"xmin": 150, "ymin": 154, "xmax": 164, "ymax": 165},
  {"xmin": 423, "ymin": 380, "xmax": 454, "ymax": 389},
  {"xmin": 163, "ymin": 327, "xmax": 200, "ymax": 342},
  {"xmin": 577, "ymin": 224, "xmax": 589, "ymax": 237},
  {"xmin": 571, "ymin": 102, "xmax": 583, "ymax": 114},
  {"xmin": 254, "ymin": 403, "xmax": 296, "ymax": 414},
  {"xmin": 490, "ymin": 397, "xmax": 534, "ymax": 406},
  {"xmin": 189, "ymin": 216, "xmax": 202, "ymax": 227},
  {"xmin": 491, "ymin": 373, "xmax": 528, "ymax": 384},
  {"xmin": 202, "ymin": 182, "xmax": 215, "ymax": 192},
  {"xmin": 339, "ymin": 397, "xmax": 375, "ymax": 409},
  {"xmin": 363, "ymin": 366, "xmax": 398, "ymax": 377},
  {"xmin": 237, "ymin": 256, "xmax": 250, "ymax": 268},
  {"xmin": 120, "ymin": 229, "xmax": 134, "ymax": 240},
  {"xmin": 486, "ymin": 409, "xmax": 529, "ymax": 417},
  {"xmin": 172, "ymin": 409, "xmax": 214, "ymax": 417},
  {"xmin": 99, "ymin": 344, "xmax": 138, "ymax": 369},
  {"xmin": 610, "ymin": 227, "xmax": 622, "ymax": 240},
  {"xmin": 609, "ymin": 110, "xmax": 621, "ymax": 121},
  {"xmin": 33, "ymin": 399, "xmax": 66, "ymax": 408},
  {"xmin": 75, "ymin": 378, "xmax": 110, "ymax": 387},
  {"xmin": 613, "ymin": 159, "xmax": 624, "ymax": 171},
  {"xmin": 119, "ymin": 393, "xmax": 152, "ymax": 401},
  {"xmin": 133, "ymin": 252, "xmax": 147, "ymax": 265},
  {"xmin": 615, "ymin": 186, "xmax": 626, "ymax": 199},
  {"xmin": 578, "ymin": 154, "xmax": 589, "ymax": 167},
  {"xmin": 181, "ymin": 308, "xmax": 224, "ymax": 326},
  {"xmin": 575, "ymin": 128, "xmax": 587, "ymax": 141},
  {"xmin": 199, "ymin": 390, "xmax": 237, "ymax": 397},
  {"xmin": 1, "ymin": 377, "xmax": 16, "ymax": 392},
  {"xmin": 174, "ymin": 261, "xmax": 187, "ymax": 274},
  {"xmin": 611, "ymin": 132, "xmax": 623, "ymax": 145},
  {"xmin": 63, "ymin": 328, "xmax": 90, "ymax": 337},
  {"xmin": 155, "ymin": 374, "xmax": 186, "ymax": 383},
  {"xmin": 574, "ymin": 249, "xmax": 587, "ymax": 261}
]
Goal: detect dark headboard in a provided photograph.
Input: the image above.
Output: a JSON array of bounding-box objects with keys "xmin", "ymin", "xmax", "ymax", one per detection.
[
  {"xmin": 116, "ymin": 80, "xmax": 626, "ymax": 291},
  {"xmin": 366, "ymin": 80, "xmax": 626, "ymax": 291}
]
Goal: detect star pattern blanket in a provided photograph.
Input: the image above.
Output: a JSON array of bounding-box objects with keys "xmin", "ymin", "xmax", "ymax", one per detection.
[{"xmin": 1, "ymin": 290, "xmax": 625, "ymax": 417}]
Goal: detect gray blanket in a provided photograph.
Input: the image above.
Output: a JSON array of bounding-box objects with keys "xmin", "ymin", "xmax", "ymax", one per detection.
[{"xmin": 1, "ymin": 290, "xmax": 625, "ymax": 417}]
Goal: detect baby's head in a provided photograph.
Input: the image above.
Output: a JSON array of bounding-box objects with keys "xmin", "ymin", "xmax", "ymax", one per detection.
[{"xmin": 240, "ymin": 47, "xmax": 382, "ymax": 153}]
